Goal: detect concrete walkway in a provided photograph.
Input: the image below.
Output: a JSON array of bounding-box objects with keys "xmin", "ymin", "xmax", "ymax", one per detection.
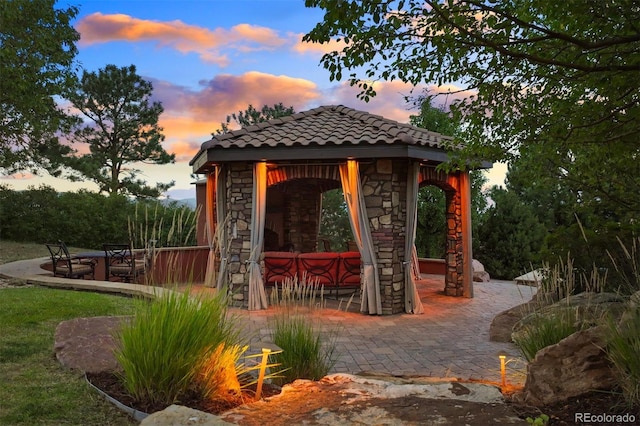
[{"xmin": 0, "ymin": 257, "xmax": 535, "ymax": 387}]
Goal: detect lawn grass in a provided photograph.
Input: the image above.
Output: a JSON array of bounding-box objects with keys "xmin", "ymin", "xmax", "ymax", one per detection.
[{"xmin": 0, "ymin": 240, "xmax": 138, "ymax": 425}]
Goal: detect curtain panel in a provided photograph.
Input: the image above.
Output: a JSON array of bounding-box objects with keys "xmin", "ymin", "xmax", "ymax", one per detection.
[
  {"xmin": 215, "ymin": 166, "xmax": 229, "ymax": 291},
  {"xmin": 248, "ymin": 162, "xmax": 268, "ymax": 310},
  {"xmin": 204, "ymin": 172, "xmax": 217, "ymax": 287},
  {"xmin": 339, "ymin": 160, "xmax": 382, "ymax": 315},
  {"xmin": 405, "ymin": 161, "xmax": 424, "ymax": 314}
]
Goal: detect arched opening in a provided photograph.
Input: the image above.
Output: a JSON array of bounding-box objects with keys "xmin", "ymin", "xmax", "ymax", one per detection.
[
  {"xmin": 319, "ymin": 188, "xmax": 354, "ymax": 252},
  {"xmin": 265, "ymin": 175, "xmax": 350, "ymax": 254},
  {"xmin": 415, "ymin": 184, "xmax": 447, "ymax": 259}
]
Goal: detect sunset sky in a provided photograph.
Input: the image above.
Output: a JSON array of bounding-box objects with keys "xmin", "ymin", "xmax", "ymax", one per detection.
[{"xmin": 2, "ymin": 0, "xmax": 506, "ymax": 199}]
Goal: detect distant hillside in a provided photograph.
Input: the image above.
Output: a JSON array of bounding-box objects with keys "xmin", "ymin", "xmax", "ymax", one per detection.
[{"xmin": 160, "ymin": 198, "xmax": 197, "ymax": 209}]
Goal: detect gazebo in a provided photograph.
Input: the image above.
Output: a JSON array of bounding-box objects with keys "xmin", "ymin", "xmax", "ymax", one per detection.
[{"xmin": 189, "ymin": 105, "xmax": 488, "ymax": 315}]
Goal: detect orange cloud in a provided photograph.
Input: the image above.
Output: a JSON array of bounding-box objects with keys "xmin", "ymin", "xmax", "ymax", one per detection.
[
  {"xmin": 166, "ymin": 139, "xmax": 202, "ymax": 162},
  {"xmin": 292, "ymin": 33, "xmax": 347, "ymax": 55},
  {"xmin": 76, "ymin": 13, "xmax": 288, "ymax": 65},
  {"xmin": 151, "ymin": 72, "xmax": 322, "ymax": 162}
]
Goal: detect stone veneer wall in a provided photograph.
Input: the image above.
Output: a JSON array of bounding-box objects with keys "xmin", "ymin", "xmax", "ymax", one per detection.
[
  {"xmin": 361, "ymin": 159, "xmax": 409, "ymax": 315},
  {"xmin": 225, "ymin": 163, "xmax": 253, "ymax": 306},
  {"xmin": 284, "ymin": 181, "xmax": 322, "ymax": 253},
  {"xmin": 444, "ymin": 183, "xmax": 465, "ymax": 296}
]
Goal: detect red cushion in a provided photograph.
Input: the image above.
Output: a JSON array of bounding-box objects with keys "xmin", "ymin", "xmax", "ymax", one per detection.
[
  {"xmin": 297, "ymin": 252, "xmax": 339, "ymax": 286},
  {"xmin": 338, "ymin": 252, "xmax": 361, "ymax": 286},
  {"xmin": 263, "ymin": 252, "xmax": 298, "ymax": 286}
]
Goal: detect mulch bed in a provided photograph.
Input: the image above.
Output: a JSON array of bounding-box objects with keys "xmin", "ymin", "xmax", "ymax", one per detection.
[
  {"xmin": 88, "ymin": 370, "xmax": 639, "ymax": 424},
  {"xmin": 508, "ymin": 391, "xmax": 640, "ymax": 425},
  {"xmin": 86, "ymin": 371, "xmax": 282, "ymax": 417}
]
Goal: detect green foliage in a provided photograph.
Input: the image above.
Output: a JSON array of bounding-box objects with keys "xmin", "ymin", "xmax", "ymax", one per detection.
[
  {"xmin": 513, "ymin": 310, "xmax": 580, "ymax": 362},
  {"xmin": 526, "ymin": 413, "xmax": 550, "ymax": 426},
  {"xmin": 605, "ymin": 309, "xmax": 640, "ymax": 406},
  {"xmin": 0, "ymin": 185, "xmax": 196, "ymax": 250},
  {"xmin": 268, "ymin": 312, "xmax": 338, "ymax": 386},
  {"xmin": 115, "ymin": 289, "xmax": 242, "ymax": 406},
  {"xmin": 505, "ymin": 143, "xmax": 640, "ymax": 287},
  {"xmin": 416, "ymin": 186, "xmax": 446, "ymax": 258},
  {"xmin": 268, "ymin": 277, "xmax": 337, "ymax": 385},
  {"xmin": 409, "ymin": 99, "xmax": 489, "ymax": 258},
  {"xmin": 319, "ymin": 188, "xmax": 353, "ymax": 251},
  {"xmin": 0, "ymin": 0, "xmax": 80, "ymax": 173},
  {"xmin": 0, "ymin": 287, "xmax": 136, "ymax": 425},
  {"xmin": 128, "ymin": 200, "xmax": 199, "ymax": 249},
  {"xmin": 476, "ymin": 187, "xmax": 546, "ymax": 279},
  {"xmin": 305, "ymin": 0, "xmax": 640, "ymax": 265},
  {"xmin": 409, "ymin": 97, "xmax": 458, "ymax": 137},
  {"xmin": 66, "ymin": 64, "xmax": 175, "ymax": 198},
  {"xmin": 215, "ymin": 103, "xmax": 295, "ymax": 134},
  {"xmin": 305, "ymin": 0, "xmax": 640, "ymax": 163}
]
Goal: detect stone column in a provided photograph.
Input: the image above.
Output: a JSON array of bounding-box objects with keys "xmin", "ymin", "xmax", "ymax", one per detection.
[
  {"xmin": 362, "ymin": 159, "xmax": 408, "ymax": 314},
  {"xmin": 226, "ymin": 162, "xmax": 254, "ymax": 306}
]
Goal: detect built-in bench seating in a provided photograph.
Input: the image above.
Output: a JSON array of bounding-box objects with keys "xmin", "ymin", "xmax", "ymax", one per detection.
[{"xmin": 263, "ymin": 251, "xmax": 361, "ymax": 297}]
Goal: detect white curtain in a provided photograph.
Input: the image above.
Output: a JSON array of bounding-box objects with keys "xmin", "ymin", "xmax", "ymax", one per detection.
[
  {"xmin": 405, "ymin": 161, "xmax": 424, "ymax": 314},
  {"xmin": 248, "ymin": 162, "xmax": 268, "ymax": 310},
  {"xmin": 340, "ymin": 160, "xmax": 382, "ymax": 315},
  {"xmin": 203, "ymin": 172, "xmax": 217, "ymax": 287},
  {"xmin": 215, "ymin": 166, "xmax": 228, "ymax": 291}
]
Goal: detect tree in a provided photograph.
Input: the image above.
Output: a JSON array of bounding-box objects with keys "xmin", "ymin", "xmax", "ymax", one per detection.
[
  {"xmin": 214, "ymin": 103, "xmax": 296, "ymax": 135},
  {"xmin": 0, "ymin": 0, "xmax": 79, "ymax": 172},
  {"xmin": 476, "ymin": 187, "xmax": 547, "ymax": 280},
  {"xmin": 304, "ymin": 0, "xmax": 640, "ymax": 211},
  {"xmin": 319, "ymin": 188, "xmax": 353, "ymax": 250},
  {"xmin": 505, "ymin": 141, "xmax": 640, "ymax": 281},
  {"xmin": 66, "ymin": 64, "xmax": 175, "ymax": 198}
]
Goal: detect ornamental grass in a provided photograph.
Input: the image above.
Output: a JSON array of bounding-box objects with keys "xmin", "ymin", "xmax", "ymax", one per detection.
[
  {"xmin": 268, "ymin": 276, "xmax": 338, "ymax": 386},
  {"xmin": 114, "ymin": 288, "xmax": 242, "ymax": 406}
]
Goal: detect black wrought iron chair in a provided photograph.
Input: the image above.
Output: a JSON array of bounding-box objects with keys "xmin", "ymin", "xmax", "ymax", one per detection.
[
  {"xmin": 45, "ymin": 241, "xmax": 96, "ymax": 279},
  {"xmin": 103, "ymin": 244, "xmax": 146, "ymax": 283}
]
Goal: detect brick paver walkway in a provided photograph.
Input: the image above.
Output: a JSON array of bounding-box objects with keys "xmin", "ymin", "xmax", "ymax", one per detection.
[{"xmin": 237, "ymin": 276, "xmax": 536, "ymax": 386}]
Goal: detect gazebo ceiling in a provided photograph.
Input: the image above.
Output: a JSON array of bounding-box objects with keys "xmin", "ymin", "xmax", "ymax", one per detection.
[{"xmin": 190, "ymin": 105, "xmax": 484, "ymax": 174}]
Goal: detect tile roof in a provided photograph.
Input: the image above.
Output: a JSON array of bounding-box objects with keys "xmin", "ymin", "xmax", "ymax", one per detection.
[{"xmin": 193, "ymin": 105, "xmax": 452, "ymax": 157}]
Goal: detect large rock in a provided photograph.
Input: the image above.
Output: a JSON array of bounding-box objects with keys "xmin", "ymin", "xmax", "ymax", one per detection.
[
  {"xmin": 618, "ymin": 290, "xmax": 640, "ymax": 328},
  {"xmin": 490, "ymin": 292, "xmax": 552, "ymax": 343},
  {"xmin": 54, "ymin": 316, "xmax": 129, "ymax": 373},
  {"xmin": 472, "ymin": 259, "xmax": 491, "ymax": 282},
  {"xmin": 520, "ymin": 326, "xmax": 617, "ymax": 406},
  {"xmin": 140, "ymin": 405, "xmax": 232, "ymax": 425},
  {"xmin": 512, "ymin": 292, "xmax": 626, "ymax": 343},
  {"xmin": 490, "ymin": 302, "xmax": 534, "ymax": 342}
]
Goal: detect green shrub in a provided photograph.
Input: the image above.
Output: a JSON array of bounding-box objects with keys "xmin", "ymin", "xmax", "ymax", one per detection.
[
  {"xmin": 269, "ymin": 312, "xmax": 338, "ymax": 386},
  {"xmin": 513, "ymin": 310, "xmax": 579, "ymax": 362},
  {"xmin": 606, "ymin": 309, "xmax": 640, "ymax": 406},
  {"xmin": 267, "ymin": 277, "xmax": 337, "ymax": 386},
  {"xmin": 115, "ymin": 289, "xmax": 242, "ymax": 406}
]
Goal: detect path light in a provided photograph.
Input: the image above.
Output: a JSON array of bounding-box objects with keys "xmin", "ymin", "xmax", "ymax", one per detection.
[
  {"xmin": 245, "ymin": 342, "xmax": 282, "ymax": 401},
  {"xmin": 497, "ymin": 350, "xmax": 509, "ymax": 388},
  {"xmin": 255, "ymin": 348, "xmax": 271, "ymax": 400}
]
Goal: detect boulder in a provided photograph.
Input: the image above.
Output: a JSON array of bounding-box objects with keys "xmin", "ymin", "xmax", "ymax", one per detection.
[
  {"xmin": 618, "ymin": 290, "xmax": 640, "ymax": 328},
  {"xmin": 490, "ymin": 302, "xmax": 534, "ymax": 342},
  {"xmin": 512, "ymin": 292, "xmax": 626, "ymax": 342},
  {"xmin": 520, "ymin": 326, "xmax": 617, "ymax": 406},
  {"xmin": 54, "ymin": 316, "xmax": 129, "ymax": 373},
  {"xmin": 472, "ymin": 259, "xmax": 490, "ymax": 282},
  {"xmin": 140, "ymin": 405, "xmax": 232, "ymax": 425}
]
